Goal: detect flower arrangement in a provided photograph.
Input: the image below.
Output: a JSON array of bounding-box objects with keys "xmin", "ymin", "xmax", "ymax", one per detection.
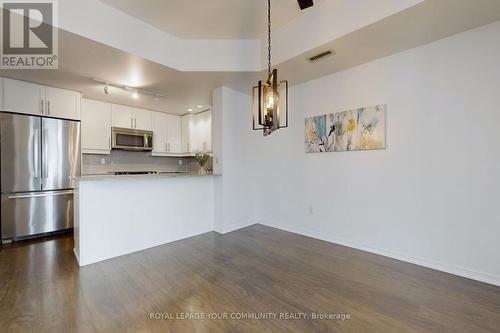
[{"xmin": 195, "ymin": 153, "xmax": 210, "ymax": 174}]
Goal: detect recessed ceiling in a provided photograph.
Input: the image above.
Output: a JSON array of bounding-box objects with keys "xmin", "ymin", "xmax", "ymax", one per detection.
[
  {"xmin": 0, "ymin": 30, "xmax": 259, "ymax": 115},
  {"xmin": 98, "ymin": 0, "xmax": 321, "ymax": 39}
]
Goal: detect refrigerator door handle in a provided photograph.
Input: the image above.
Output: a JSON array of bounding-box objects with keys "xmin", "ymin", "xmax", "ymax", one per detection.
[
  {"xmin": 33, "ymin": 129, "xmax": 39, "ymax": 178},
  {"xmin": 42, "ymin": 129, "xmax": 48, "ymax": 179},
  {"xmin": 7, "ymin": 190, "xmax": 74, "ymax": 200}
]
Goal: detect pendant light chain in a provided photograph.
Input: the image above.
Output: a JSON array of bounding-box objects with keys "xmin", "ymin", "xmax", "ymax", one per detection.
[{"xmin": 267, "ymin": 0, "xmax": 272, "ymax": 78}]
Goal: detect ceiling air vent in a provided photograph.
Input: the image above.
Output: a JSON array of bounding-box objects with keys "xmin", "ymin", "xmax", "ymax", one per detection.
[{"xmin": 307, "ymin": 50, "xmax": 335, "ymax": 63}]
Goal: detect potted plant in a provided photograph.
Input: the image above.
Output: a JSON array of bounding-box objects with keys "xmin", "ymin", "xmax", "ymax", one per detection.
[{"xmin": 195, "ymin": 153, "xmax": 210, "ymax": 175}]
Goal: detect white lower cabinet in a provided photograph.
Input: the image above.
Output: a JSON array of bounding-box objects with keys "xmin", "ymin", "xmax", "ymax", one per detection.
[{"xmin": 81, "ymin": 98, "xmax": 112, "ymax": 154}]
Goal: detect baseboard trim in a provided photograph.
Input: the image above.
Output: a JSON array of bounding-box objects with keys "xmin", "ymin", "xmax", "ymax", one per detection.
[
  {"xmin": 73, "ymin": 247, "xmax": 80, "ymax": 266},
  {"xmin": 259, "ymin": 220, "xmax": 500, "ymax": 287},
  {"xmin": 216, "ymin": 220, "xmax": 255, "ymax": 234}
]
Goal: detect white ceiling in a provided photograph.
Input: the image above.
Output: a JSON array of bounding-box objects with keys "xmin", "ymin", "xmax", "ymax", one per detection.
[
  {"xmin": 2, "ymin": 0, "xmax": 500, "ymax": 116},
  {"xmin": 277, "ymin": 0, "xmax": 500, "ymax": 84},
  {"xmin": 0, "ymin": 30, "xmax": 258, "ymax": 115},
  {"xmin": 98, "ymin": 0, "xmax": 321, "ymax": 39}
]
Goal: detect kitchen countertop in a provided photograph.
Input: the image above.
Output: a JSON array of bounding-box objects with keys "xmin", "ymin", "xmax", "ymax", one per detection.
[{"xmin": 79, "ymin": 172, "xmax": 215, "ymax": 181}]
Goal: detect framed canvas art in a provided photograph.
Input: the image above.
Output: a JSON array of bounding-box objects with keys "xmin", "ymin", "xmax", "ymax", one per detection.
[{"xmin": 305, "ymin": 104, "xmax": 386, "ymax": 153}]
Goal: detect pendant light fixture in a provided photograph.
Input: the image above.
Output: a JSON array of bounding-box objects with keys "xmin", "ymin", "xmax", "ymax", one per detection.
[{"xmin": 252, "ymin": 0, "xmax": 288, "ymax": 136}]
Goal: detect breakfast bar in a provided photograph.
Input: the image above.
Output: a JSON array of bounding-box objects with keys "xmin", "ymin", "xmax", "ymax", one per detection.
[{"xmin": 74, "ymin": 173, "xmax": 215, "ymax": 266}]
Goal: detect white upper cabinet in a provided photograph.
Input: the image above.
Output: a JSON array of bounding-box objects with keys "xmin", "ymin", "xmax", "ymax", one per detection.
[
  {"xmin": 151, "ymin": 112, "xmax": 168, "ymax": 153},
  {"xmin": 189, "ymin": 115, "xmax": 202, "ymax": 153},
  {"xmin": 152, "ymin": 112, "xmax": 182, "ymax": 155},
  {"xmin": 45, "ymin": 86, "xmax": 81, "ymax": 120},
  {"xmin": 111, "ymin": 104, "xmax": 152, "ymax": 131},
  {"xmin": 111, "ymin": 104, "xmax": 134, "ymax": 129},
  {"xmin": 165, "ymin": 114, "xmax": 181, "ymax": 153},
  {"xmin": 198, "ymin": 110, "xmax": 212, "ymax": 152},
  {"xmin": 81, "ymin": 98, "xmax": 112, "ymax": 154},
  {"xmin": 181, "ymin": 110, "xmax": 212, "ymax": 154},
  {"xmin": 3, "ymin": 78, "xmax": 45, "ymax": 115},
  {"xmin": 134, "ymin": 108, "xmax": 152, "ymax": 131},
  {"xmin": 2, "ymin": 78, "xmax": 81, "ymax": 119},
  {"xmin": 181, "ymin": 114, "xmax": 192, "ymax": 153}
]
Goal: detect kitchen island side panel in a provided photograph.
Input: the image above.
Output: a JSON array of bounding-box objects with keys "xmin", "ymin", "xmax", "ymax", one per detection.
[{"xmin": 75, "ymin": 175, "xmax": 215, "ymax": 266}]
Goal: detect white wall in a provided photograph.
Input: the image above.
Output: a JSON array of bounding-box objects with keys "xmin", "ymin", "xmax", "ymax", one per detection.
[
  {"xmin": 213, "ymin": 87, "xmax": 257, "ymax": 234},
  {"xmin": 245, "ymin": 21, "xmax": 500, "ymax": 286}
]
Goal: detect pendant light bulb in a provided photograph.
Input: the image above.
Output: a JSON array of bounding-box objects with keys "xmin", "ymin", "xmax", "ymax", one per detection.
[{"xmin": 265, "ymin": 90, "xmax": 274, "ymax": 109}]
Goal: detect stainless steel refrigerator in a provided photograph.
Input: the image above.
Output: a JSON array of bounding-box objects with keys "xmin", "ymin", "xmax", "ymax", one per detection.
[{"xmin": 0, "ymin": 112, "xmax": 80, "ymax": 241}]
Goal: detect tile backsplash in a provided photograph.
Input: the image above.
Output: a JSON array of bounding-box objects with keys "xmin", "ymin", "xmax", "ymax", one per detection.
[{"xmin": 82, "ymin": 150, "xmax": 210, "ymax": 175}]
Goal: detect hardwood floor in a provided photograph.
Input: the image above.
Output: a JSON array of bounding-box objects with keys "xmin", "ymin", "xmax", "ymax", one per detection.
[{"xmin": 1, "ymin": 224, "xmax": 499, "ymax": 332}]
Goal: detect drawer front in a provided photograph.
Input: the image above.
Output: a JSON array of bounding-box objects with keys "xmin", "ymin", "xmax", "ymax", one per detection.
[{"xmin": 1, "ymin": 190, "xmax": 74, "ymax": 240}]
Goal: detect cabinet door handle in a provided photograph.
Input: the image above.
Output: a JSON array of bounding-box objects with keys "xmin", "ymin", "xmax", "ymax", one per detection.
[
  {"xmin": 134, "ymin": 118, "xmax": 137, "ymax": 129},
  {"xmin": 40, "ymin": 100, "xmax": 44, "ymax": 114},
  {"xmin": 47, "ymin": 100, "xmax": 50, "ymax": 115},
  {"xmin": 109, "ymin": 137, "xmax": 111, "ymax": 149}
]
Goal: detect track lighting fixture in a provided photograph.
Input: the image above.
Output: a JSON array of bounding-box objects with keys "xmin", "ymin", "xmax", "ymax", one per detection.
[{"xmin": 92, "ymin": 78, "xmax": 167, "ymax": 100}]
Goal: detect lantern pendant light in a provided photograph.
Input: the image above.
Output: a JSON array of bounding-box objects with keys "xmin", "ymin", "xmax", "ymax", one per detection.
[{"xmin": 252, "ymin": 0, "xmax": 289, "ymax": 136}]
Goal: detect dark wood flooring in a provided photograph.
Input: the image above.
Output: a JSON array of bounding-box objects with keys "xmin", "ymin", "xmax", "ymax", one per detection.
[{"xmin": 1, "ymin": 224, "xmax": 500, "ymax": 332}]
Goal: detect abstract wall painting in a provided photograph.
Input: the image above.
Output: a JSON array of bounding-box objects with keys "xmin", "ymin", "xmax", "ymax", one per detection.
[
  {"xmin": 305, "ymin": 104, "xmax": 386, "ymax": 153},
  {"xmin": 305, "ymin": 114, "xmax": 327, "ymax": 152}
]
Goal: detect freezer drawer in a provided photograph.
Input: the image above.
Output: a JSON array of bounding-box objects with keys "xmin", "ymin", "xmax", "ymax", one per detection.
[{"xmin": 1, "ymin": 190, "xmax": 74, "ymax": 240}]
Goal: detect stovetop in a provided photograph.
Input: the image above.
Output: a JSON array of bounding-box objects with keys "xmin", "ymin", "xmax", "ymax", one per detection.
[
  {"xmin": 113, "ymin": 171, "xmax": 159, "ymax": 175},
  {"xmin": 111, "ymin": 171, "xmax": 185, "ymax": 176}
]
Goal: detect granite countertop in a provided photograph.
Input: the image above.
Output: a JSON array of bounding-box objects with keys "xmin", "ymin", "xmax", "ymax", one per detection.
[{"xmin": 79, "ymin": 171, "xmax": 215, "ymax": 181}]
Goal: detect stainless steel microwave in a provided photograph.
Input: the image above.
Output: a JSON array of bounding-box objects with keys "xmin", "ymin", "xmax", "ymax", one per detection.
[{"xmin": 111, "ymin": 127, "xmax": 153, "ymax": 151}]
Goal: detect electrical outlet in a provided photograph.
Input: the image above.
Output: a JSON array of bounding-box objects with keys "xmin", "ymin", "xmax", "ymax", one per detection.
[
  {"xmin": 178, "ymin": 160, "xmax": 183, "ymax": 166},
  {"xmin": 100, "ymin": 158, "xmax": 106, "ymax": 165},
  {"xmin": 308, "ymin": 206, "xmax": 314, "ymax": 215}
]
